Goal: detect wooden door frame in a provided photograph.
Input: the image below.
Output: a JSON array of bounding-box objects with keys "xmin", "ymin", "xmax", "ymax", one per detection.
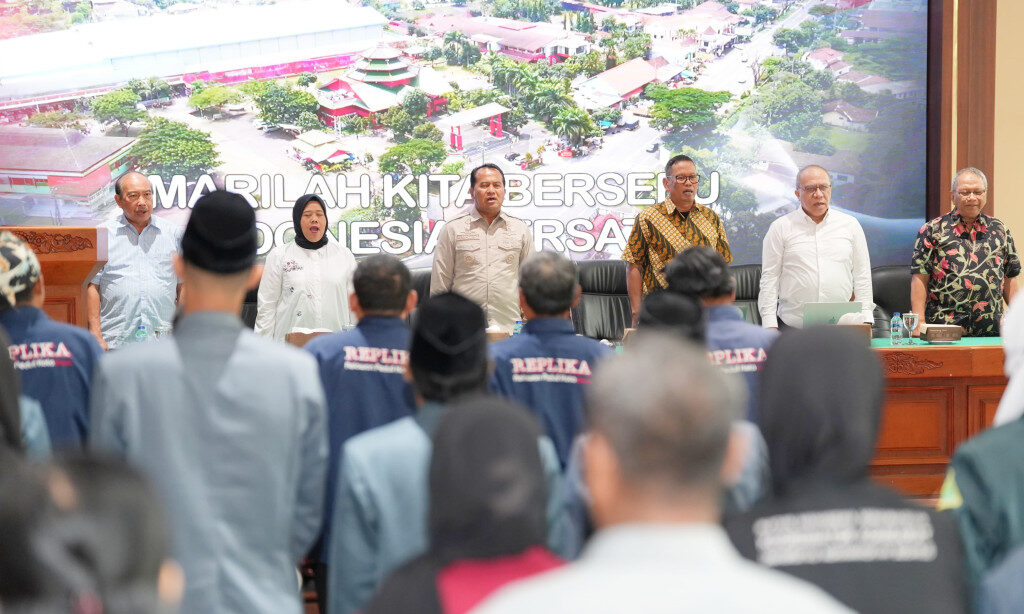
[{"xmin": 930, "ymin": 0, "xmax": 997, "ymax": 219}]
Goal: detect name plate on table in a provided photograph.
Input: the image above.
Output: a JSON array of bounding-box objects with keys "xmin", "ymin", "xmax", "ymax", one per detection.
[{"xmin": 921, "ymin": 324, "xmax": 963, "ymax": 343}]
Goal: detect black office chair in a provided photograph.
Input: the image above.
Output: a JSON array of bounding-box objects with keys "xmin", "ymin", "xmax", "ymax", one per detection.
[
  {"xmin": 730, "ymin": 264, "xmax": 763, "ymax": 326},
  {"xmin": 871, "ymin": 265, "xmax": 912, "ymax": 337},
  {"xmin": 407, "ymin": 267, "xmax": 433, "ymax": 328},
  {"xmin": 571, "ymin": 259, "xmax": 631, "ymax": 341}
]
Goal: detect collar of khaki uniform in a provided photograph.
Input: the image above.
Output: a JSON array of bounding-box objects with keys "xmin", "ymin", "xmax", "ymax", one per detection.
[{"xmin": 469, "ymin": 205, "xmax": 505, "ymax": 224}]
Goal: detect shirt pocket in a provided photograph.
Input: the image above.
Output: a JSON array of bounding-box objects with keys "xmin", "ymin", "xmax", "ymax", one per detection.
[
  {"xmin": 497, "ymin": 240, "xmax": 520, "ymax": 266},
  {"xmin": 151, "ymin": 251, "xmax": 178, "ymax": 286},
  {"xmin": 456, "ymin": 241, "xmax": 482, "ymax": 267}
]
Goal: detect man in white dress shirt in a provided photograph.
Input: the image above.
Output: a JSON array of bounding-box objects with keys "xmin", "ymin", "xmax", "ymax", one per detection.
[
  {"xmin": 758, "ymin": 165, "xmax": 873, "ymax": 329},
  {"xmin": 475, "ymin": 336, "xmax": 851, "ymax": 614}
]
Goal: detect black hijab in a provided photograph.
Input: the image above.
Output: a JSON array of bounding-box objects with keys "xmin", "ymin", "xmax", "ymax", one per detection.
[
  {"xmin": 364, "ymin": 394, "xmax": 547, "ymax": 614},
  {"xmin": 292, "ymin": 194, "xmax": 328, "ymax": 250},
  {"xmin": 0, "ymin": 326, "xmax": 23, "ymax": 451},
  {"xmin": 760, "ymin": 326, "xmax": 884, "ymax": 495}
]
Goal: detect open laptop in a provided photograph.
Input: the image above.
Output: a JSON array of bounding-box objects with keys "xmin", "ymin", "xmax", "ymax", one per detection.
[{"xmin": 803, "ymin": 302, "xmax": 862, "ymax": 326}]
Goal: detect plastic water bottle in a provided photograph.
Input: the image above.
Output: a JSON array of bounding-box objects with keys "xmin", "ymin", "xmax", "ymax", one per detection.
[
  {"xmin": 890, "ymin": 312, "xmax": 903, "ymax": 346},
  {"xmin": 134, "ymin": 324, "xmax": 149, "ymax": 343},
  {"xmin": 512, "ymin": 320, "xmax": 524, "ymax": 335}
]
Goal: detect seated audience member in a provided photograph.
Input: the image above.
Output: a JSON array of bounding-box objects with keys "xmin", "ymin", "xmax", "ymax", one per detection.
[
  {"xmin": 977, "ymin": 544, "xmax": 1024, "ymax": 614},
  {"xmin": 0, "ymin": 231, "xmax": 103, "ymax": 448},
  {"xmin": 365, "ymin": 396, "xmax": 564, "ymax": 614},
  {"xmin": 726, "ymin": 327, "xmax": 969, "ymax": 614},
  {"xmin": 635, "ymin": 290, "xmax": 706, "ymax": 342},
  {"xmin": 476, "ymin": 337, "xmax": 850, "ymax": 614},
  {"xmin": 91, "ymin": 191, "xmax": 328, "ymax": 614},
  {"xmin": 489, "ymin": 251, "xmax": 611, "ymax": 468},
  {"xmin": 665, "ymin": 246, "xmax": 777, "ymax": 422},
  {"xmin": 328, "ymin": 293, "xmax": 566, "ymax": 614},
  {"xmin": 0, "ymin": 452, "xmax": 183, "ymax": 614},
  {"xmin": 938, "ymin": 408, "xmax": 1024, "ymax": 585},
  {"xmin": 304, "ymin": 254, "xmax": 418, "ymax": 606}
]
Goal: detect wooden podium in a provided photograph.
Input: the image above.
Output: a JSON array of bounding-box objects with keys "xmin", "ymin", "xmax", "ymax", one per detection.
[
  {"xmin": 0, "ymin": 226, "xmax": 107, "ymax": 328},
  {"xmin": 870, "ymin": 341, "xmax": 1005, "ymax": 498}
]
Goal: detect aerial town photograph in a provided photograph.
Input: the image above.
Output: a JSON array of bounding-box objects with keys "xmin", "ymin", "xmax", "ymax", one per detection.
[{"xmin": 0, "ymin": 0, "xmax": 927, "ymax": 263}]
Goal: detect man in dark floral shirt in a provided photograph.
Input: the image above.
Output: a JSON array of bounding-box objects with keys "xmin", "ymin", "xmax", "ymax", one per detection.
[{"xmin": 911, "ymin": 167, "xmax": 1020, "ymax": 337}]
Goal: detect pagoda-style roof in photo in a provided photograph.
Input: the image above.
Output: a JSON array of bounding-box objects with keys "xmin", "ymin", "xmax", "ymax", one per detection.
[
  {"xmin": 348, "ymin": 46, "xmax": 415, "ymax": 85},
  {"xmin": 317, "ymin": 58, "xmax": 453, "ymax": 116},
  {"xmin": 361, "ymin": 46, "xmax": 404, "ymax": 61}
]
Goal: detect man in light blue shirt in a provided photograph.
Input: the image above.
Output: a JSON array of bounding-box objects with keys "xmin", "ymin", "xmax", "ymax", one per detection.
[
  {"xmin": 88, "ymin": 171, "xmax": 182, "ymax": 350},
  {"xmin": 91, "ymin": 191, "xmax": 328, "ymax": 614}
]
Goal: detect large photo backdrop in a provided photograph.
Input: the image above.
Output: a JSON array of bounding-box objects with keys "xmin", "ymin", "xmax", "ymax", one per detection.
[{"xmin": 0, "ymin": 0, "xmax": 928, "ymax": 265}]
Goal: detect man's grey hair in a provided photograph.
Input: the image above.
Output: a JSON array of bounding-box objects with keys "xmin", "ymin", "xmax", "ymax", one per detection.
[
  {"xmin": 952, "ymin": 167, "xmax": 988, "ymax": 192},
  {"xmin": 113, "ymin": 170, "xmax": 148, "ymax": 198},
  {"xmin": 586, "ymin": 336, "xmax": 744, "ymax": 494},
  {"xmin": 519, "ymin": 251, "xmax": 579, "ymax": 316},
  {"xmin": 795, "ymin": 165, "xmax": 830, "ymax": 188}
]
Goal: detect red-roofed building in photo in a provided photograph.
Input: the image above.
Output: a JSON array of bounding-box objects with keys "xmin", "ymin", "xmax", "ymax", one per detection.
[
  {"xmin": 804, "ymin": 48, "xmax": 843, "ymax": 70},
  {"xmin": 643, "ymin": 0, "xmax": 743, "ymax": 55},
  {"xmin": 804, "ymin": 47, "xmax": 852, "ymax": 77},
  {"xmin": 417, "ymin": 14, "xmax": 591, "ymax": 64},
  {"xmin": 573, "ymin": 57, "xmax": 657, "ymax": 109},
  {"xmin": 0, "ymin": 2, "xmax": 388, "ymax": 119},
  {"xmin": 316, "ymin": 47, "xmax": 451, "ymax": 126},
  {"xmin": 0, "ymin": 126, "xmax": 135, "ymax": 223},
  {"xmin": 823, "ymin": 100, "xmax": 878, "ymax": 131},
  {"xmin": 828, "ymin": 0, "xmax": 873, "ymax": 8}
]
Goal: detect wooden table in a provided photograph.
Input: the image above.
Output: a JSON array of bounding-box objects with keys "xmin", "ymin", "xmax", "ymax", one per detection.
[{"xmin": 870, "ymin": 338, "xmax": 1005, "ymax": 497}]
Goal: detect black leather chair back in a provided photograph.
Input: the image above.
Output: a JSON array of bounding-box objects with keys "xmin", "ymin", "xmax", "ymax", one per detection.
[
  {"xmin": 242, "ymin": 287, "xmax": 259, "ymax": 329},
  {"xmin": 571, "ymin": 259, "xmax": 631, "ymax": 341},
  {"xmin": 407, "ymin": 267, "xmax": 433, "ymax": 327},
  {"xmin": 730, "ymin": 264, "xmax": 762, "ymax": 325},
  {"xmin": 871, "ymin": 265, "xmax": 911, "ymax": 336}
]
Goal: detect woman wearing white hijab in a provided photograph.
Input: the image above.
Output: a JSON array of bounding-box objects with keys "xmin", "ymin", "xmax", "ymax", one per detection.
[{"xmin": 255, "ymin": 194, "xmax": 356, "ymax": 341}]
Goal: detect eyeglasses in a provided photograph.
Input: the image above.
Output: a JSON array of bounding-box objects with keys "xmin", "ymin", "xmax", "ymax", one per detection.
[
  {"xmin": 672, "ymin": 174, "xmax": 700, "ymax": 184},
  {"xmin": 956, "ymin": 189, "xmax": 987, "ymax": 197},
  {"xmin": 798, "ymin": 184, "xmax": 832, "ymax": 194},
  {"xmin": 123, "ymin": 191, "xmax": 153, "ymax": 202}
]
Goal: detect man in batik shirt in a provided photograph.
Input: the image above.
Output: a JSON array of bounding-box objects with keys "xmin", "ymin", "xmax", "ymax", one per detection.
[
  {"xmin": 911, "ymin": 167, "xmax": 1020, "ymax": 337},
  {"xmin": 623, "ymin": 154, "xmax": 732, "ymax": 327}
]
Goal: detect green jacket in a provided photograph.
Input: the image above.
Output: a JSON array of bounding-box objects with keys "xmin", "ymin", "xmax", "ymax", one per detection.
[{"xmin": 939, "ymin": 417, "xmax": 1024, "ymax": 585}]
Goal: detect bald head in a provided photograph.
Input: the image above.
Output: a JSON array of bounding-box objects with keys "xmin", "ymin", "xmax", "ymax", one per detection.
[
  {"xmin": 795, "ymin": 165, "xmax": 829, "ymax": 189},
  {"xmin": 114, "ymin": 171, "xmax": 148, "ymax": 198},
  {"xmin": 113, "ymin": 172, "xmax": 154, "ymax": 231}
]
